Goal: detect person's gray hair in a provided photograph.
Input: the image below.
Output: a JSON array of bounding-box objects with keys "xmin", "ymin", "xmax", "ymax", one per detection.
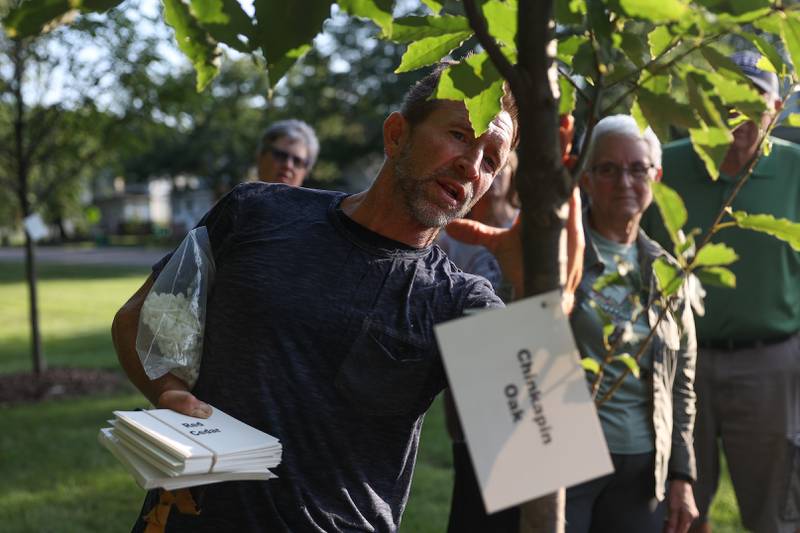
[
  {"xmin": 257, "ymin": 119, "xmax": 320, "ymax": 169},
  {"xmin": 584, "ymin": 114, "xmax": 662, "ymax": 169}
]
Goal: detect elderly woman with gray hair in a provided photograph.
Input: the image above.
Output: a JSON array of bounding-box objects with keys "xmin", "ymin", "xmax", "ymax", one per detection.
[
  {"xmin": 256, "ymin": 119, "xmax": 319, "ymax": 187},
  {"xmin": 567, "ymin": 115, "xmax": 699, "ymax": 533}
]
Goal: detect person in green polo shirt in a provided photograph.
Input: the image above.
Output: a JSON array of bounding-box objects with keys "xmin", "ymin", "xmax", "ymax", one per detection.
[{"xmin": 642, "ymin": 50, "xmax": 800, "ymax": 533}]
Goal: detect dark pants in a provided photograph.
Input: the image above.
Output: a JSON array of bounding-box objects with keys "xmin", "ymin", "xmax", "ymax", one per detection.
[
  {"xmin": 447, "ymin": 441, "xmax": 520, "ymax": 533},
  {"xmin": 565, "ymin": 452, "xmax": 665, "ymax": 533}
]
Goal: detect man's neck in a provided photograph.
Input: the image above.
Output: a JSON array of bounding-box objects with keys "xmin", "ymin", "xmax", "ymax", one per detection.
[{"xmin": 340, "ymin": 172, "xmax": 440, "ymax": 249}]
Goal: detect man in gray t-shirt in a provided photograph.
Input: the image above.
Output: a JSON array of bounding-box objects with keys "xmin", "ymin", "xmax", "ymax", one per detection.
[{"xmin": 113, "ymin": 65, "xmax": 521, "ymax": 532}]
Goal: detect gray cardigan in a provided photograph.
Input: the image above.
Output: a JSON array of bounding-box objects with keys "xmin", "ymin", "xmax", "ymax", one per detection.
[{"xmin": 573, "ymin": 220, "xmax": 698, "ymax": 501}]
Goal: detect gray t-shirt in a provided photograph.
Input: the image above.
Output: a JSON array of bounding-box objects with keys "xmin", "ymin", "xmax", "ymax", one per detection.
[{"xmin": 139, "ymin": 182, "xmax": 501, "ymax": 532}]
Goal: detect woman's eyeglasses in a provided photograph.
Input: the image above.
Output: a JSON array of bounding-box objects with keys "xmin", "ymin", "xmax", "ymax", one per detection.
[
  {"xmin": 267, "ymin": 146, "xmax": 308, "ymax": 169},
  {"xmin": 590, "ymin": 162, "xmax": 655, "ymax": 182}
]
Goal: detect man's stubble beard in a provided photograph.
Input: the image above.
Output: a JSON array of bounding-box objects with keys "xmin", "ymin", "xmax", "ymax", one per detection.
[{"xmin": 393, "ymin": 144, "xmax": 474, "ymax": 229}]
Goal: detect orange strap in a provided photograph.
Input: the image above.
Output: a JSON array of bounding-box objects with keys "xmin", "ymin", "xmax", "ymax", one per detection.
[{"xmin": 143, "ymin": 489, "xmax": 200, "ymax": 533}]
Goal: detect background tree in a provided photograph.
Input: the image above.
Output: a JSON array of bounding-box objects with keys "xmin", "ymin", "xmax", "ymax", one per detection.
[{"xmin": 0, "ymin": 1, "xmax": 167, "ymax": 374}]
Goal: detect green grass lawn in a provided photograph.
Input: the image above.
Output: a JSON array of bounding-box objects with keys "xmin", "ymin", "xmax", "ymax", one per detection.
[
  {"xmin": 0, "ymin": 262, "xmax": 150, "ymax": 373},
  {"xmin": 0, "ymin": 261, "xmax": 744, "ymax": 532}
]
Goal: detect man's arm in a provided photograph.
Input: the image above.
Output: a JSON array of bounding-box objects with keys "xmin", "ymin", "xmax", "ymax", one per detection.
[{"xmin": 111, "ymin": 274, "xmax": 211, "ymax": 418}]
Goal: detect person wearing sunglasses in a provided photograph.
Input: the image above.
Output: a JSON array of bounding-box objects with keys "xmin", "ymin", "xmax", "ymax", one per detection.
[{"xmin": 256, "ymin": 119, "xmax": 319, "ymax": 187}]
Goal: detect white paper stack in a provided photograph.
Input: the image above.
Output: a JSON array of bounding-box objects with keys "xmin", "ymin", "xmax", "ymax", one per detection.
[{"xmin": 98, "ymin": 406, "xmax": 281, "ymax": 490}]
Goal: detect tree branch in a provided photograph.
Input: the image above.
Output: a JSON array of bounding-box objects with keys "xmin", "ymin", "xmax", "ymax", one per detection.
[
  {"xmin": 557, "ymin": 67, "xmax": 591, "ymax": 104},
  {"xmin": 462, "ymin": 0, "xmax": 519, "ymax": 89}
]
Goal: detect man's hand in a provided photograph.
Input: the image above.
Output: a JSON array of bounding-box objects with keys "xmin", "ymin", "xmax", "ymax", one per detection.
[
  {"xmin": 445, "ymin": 187, "xmax": 583, "ymax": 313},
  {"xmin": 665, "ymin": 480, "xmax": 699, "ymax": 533},
  {"xmin": 158, "ymin": 389, "xmax": 212, "ymax": 419},
  {"xmin": 446, "ymin": 215, "xmax": 524, "ymax": 299}
]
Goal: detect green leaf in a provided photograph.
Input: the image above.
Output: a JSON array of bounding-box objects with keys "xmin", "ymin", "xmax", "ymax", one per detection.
[
  {"xmin": 781, "ymin": 13, "xmax": 800, "ymax": 82},
  {"xmin": 571, "ymin": 40, "xmax": 597, "ymax": 79},
  {"xmin": 558, "ymin": 75, "xmax": 576, "ymax": 115},
  {"xmin": 693, "ymin": 242, "xmax": 739, "ymax": 267},
  {"xmin": 700, "ymin": 45, "xmax": 750, "ymax": 83},
  {"xmin": 653, "ymin": 257, "xmax": 684, "ymax": 296},
  {"xmin": 688, "ymin": 126, "xmax": 732, "ymax": 181},
  {"xmin": 588, "ymin": 300, "xmax": 614, "ymax": 350},
  {"xmin": 338, "ymin": 0, "xmax": 393, "ymax": 37},
  {"xmin": 619, "ymin": 0, "xmax": 688, "ymax": 23},
  {"xmin": 685, "ymin": 70, "xmax": 726, "ymax": 126},
  {"xmin": 685, "ymin": 71, "xmax": 732, "ymax": 180},
  {"xmin": 784, "ymin": 114, "xmax": 800, "ymax": 127},
  {"xmin": 266, "ymin": 43, "xmax": 311, "ymax": 88},
  {"xmin": 587, "ymin": 0, "xmax": 612, "ymax": 50},
  {"xmin": 636, "ymin": 88, "xmax": 700, "ymax": 142},
  {"xmin": 673, "ymin": 229, "xmax": 697, "ymax": 260},
  {"xmin": 602, "ymin": 323, "xmax": 615, "ymax": 349},
  {"xmin": 631, "ymin": 99, "xmax": 648, "ymax": 133},
  {"xmin": 395, "ymin": 30, "xmax": 472, "ymax": 73},
  {"xmin": 651, "ymin": 182, "xmax": 688, "ymax": 247},
  {"xmin": 435, "ymin": 52, "xmax": 505, "ymax": 136},
  {"xmin": 730, "ymin": 211, "xmax": 800, "ymax": 251},
  {"xmin": 483, "ymin": 0, "xmax": 516, "ymax": 48},
  {"xmin": 76, "ymin": 0, "xmax": 125, "ymax": 10},
  {"xmin": 557, "ymin": 35, "xmax": 589, "ymax": 64},
  {"xmin": 613, "ymin": 353, "xmax": 640, "ymax": 379},
  {"xmin": 753, "ymin": 12, "xmax": 782, "ymax": 35},
  {"xmin": 3, "ymin": 0, "xmax": 72, "ymax": 38},
  {"xmin": 696, "ymin": 266, "xmax": 737, "ymax": 288},
  {"xmin": 421, "ymin": 0, "xmax": 443, "ymax": 14},
  {"xmin": 199, "ymin": 0, "xmax": 257, "ymax": 53},
  {"xmin": 741, "ymin": 31, "xmax": 787, "ymax": 78},
  {"xmin": 389, "ymin": 15, "xmax": 470, "ymax": 43},
  {"xmin": 580, "ymin": 358, "xmax": 601, "ymax": 375},
  {"xmin": 555, "ymin": 0, "xmax": 584, "ymax": 25},
  {"xmin": 189, "ymin": 0, "xmax": 228, "ymax": 25},
  {"xmin": 648, "ymin": 26, "xmax": 673, "ymax": 58},
  {"xmin": 593, "ymin": 272, "xmax": 625, "ymax": 292},
  {"xmin": 163, "ymin": 0, "xmax": 221, "ymax": 91},
  {"xmin": 641, "ymin": 73, "xmax": 670, "ymax": 94},
  {"xmin": 253, "ymin": 0, "xmax": 333, "ymax": 88},
  {"xmin": 689, "ymin": 68, "xmax": 765, "ymax": 123},
  {"xmin": 619, "ymin": 31, "xmax": 649, "ymax": 68}
]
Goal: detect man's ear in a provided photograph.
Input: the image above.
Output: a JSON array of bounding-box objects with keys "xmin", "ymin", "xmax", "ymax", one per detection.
[
  {"xmin": 653, "ymin": 167, "xmax": 663, "ymax": 183},
  {"xmin": 383, "ymin": 111, "xmax": 409, "ymax": 158}
]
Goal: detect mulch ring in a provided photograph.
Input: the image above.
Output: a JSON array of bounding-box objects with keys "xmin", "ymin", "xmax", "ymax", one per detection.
[{"xmin": 0, "ymin": 367, "xmax": 131, "ymax": 406}]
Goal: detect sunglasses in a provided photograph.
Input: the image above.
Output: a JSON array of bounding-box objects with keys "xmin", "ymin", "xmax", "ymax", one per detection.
[{"xmin": 266, "ymin": 146, "xmax": 308, "ymax": 169}]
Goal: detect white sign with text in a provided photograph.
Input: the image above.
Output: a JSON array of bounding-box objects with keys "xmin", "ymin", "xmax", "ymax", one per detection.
[
  {"xmin": 23, "ymin": 213, "xmax": 49, "ymax": 242},
  {"xmin": 435, "ymin": 290, "xmax": 613, "ymax": 513}
]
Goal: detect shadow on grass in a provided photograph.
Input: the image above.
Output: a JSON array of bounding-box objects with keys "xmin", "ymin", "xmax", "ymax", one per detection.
[
  {"xmin": 0, "ymin": 263, "xmax": 150, "ymax": 285},
  {"xmin": 0, "ymin": 393, "xmax": 149, "ymax": 532},
  {"xmin": 0, "ymin": 328, "xmax": 123, "ymax": 374}
]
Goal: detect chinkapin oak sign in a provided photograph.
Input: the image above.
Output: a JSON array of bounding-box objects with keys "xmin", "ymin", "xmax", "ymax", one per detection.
[{"xmin": 435, "ymin": 291, "xmax": 612, "ymax": 513}]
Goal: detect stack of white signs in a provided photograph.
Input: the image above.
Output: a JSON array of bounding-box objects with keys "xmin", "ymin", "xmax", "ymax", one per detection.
[{"xmin": 98, "ymin": 406, "xmax": 281, "ymax": 491}]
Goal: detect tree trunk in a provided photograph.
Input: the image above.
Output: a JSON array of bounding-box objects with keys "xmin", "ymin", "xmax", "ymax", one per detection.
[
  {"xmin": 22, "ymin": 225, "xmax": 44, "ymax": 374},
  {"xmin": 13, "ymin": 38, "xmax": 45, "ymax": 375},
  {"xmin": 513, "ymin": 0, "xmax": 571, "ymax": 531}
]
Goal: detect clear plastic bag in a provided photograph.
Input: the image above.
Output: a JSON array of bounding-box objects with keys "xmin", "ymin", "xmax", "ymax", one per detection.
[{"xmin": 136, "ymin": 226, "xmax": 215, "ymax": 388}]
